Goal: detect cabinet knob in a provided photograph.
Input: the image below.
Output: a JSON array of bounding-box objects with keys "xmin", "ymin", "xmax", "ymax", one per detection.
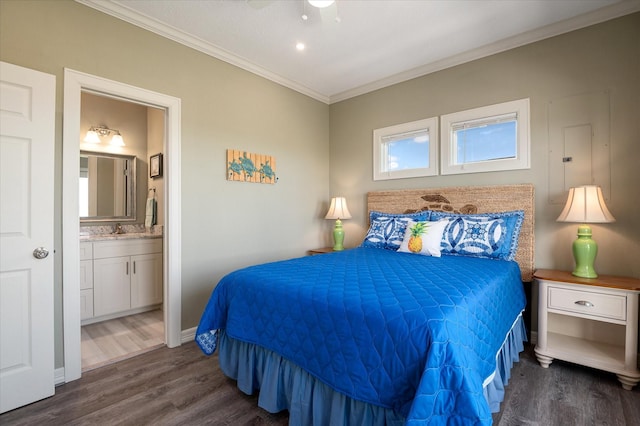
[{"xmin": 574, "ymin": 300, "xmax": 594, "ymax": 307}]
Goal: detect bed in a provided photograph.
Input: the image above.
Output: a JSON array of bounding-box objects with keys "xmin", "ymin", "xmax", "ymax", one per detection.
[{"xmin": 196, "ymin": 184, "xmax": 534, "ymax": 425}]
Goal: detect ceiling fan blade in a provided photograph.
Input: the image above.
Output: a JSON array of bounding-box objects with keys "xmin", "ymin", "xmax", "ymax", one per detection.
[{"xmin": 319, "ymin": 2, "xmax": 339, "ymax": 23}]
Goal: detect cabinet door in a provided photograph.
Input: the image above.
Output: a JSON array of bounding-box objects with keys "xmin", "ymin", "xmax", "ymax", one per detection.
[
  {"xmin": 79, "ymin": 260, "xmax": 93, "ymax": 290},
  {"xmin": 93, "ymin": 256, "xmax": 131, "ymax": 317},
  {"xmin": 79, "ymin": 242, "xmax": 93, "ymax": 260},
  {"xmin": 131, "ymin": 253, "xmax": 163, "ymax": 308},
  {"xmin": 80, "ymin": 289, "xmax": 94, "ymax": 320}
]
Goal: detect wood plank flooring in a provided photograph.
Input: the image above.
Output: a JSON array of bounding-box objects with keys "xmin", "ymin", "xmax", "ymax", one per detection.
[
  {"xmin": 494, "ymin": 345, "xmax": 640, "ymax": 426},
  {"xmin": 81, "ymin": 309, "xmax": 164, "ymax": 372},
  {"xmin": 2, "ymin": 343, "xmax": 638, "ymax": 425},
  {"xmin": 1, "ymin": 341, "xmax": 288, "ymax": 426}
]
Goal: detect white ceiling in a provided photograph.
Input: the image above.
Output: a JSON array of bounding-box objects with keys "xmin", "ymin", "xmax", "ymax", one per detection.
[{"xmin": 78, "ymin": 0, "xmax": 639, "ymax": 104}]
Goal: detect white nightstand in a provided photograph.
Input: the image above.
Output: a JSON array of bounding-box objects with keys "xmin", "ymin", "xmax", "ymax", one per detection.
[{"xmin": 534, "ymin": 269, "xmax": 640, "ymax": 390}]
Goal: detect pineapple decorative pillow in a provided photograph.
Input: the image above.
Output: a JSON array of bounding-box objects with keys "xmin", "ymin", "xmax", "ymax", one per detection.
[
  {"xmin": 398, "ymin": 219, "xmax": 449, "ymax": 257},
  {"xmin": 360, "ymin": 211, "xmax": 430, "ymax": 250}
]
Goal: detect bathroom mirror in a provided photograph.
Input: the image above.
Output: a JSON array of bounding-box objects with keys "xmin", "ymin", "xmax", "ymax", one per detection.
[{"xmin": 80, "ymin": 151, "xmax": 136, "ymax": 222}]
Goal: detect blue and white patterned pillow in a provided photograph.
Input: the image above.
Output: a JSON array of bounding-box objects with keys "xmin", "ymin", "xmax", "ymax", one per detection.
[
  {"xmin": 430, "ymin": 210, "xmax": 524, "ymax": 261},
  {"xmin": 360, "ymin": 210, "xmax": 430, "ymax": 251}
]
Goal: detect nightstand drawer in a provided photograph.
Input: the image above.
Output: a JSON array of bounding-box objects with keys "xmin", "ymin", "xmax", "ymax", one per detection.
[{"xmin": 548, "ymin": 286, "xmax": 626, "ymax": 321}]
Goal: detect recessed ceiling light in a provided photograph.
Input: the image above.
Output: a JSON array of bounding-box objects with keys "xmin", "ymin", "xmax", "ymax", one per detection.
[{"xmin": 296, "ymin": 42, "xmax": 305, "ymax": 51}]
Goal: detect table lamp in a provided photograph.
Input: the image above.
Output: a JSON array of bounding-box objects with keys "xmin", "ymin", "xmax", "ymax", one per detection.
[
  {"xmin": 325, "ymin": 197, "xmax": 352, "ymax": 251},
  {"xmin": 556, "ymin": 185, "xmax": 615, "ymax": 278}
]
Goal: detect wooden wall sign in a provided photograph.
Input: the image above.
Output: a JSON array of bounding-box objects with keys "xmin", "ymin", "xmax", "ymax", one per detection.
[{"xmin": 227, "ymin": 149, "xmax": 277, "ymax": 184}]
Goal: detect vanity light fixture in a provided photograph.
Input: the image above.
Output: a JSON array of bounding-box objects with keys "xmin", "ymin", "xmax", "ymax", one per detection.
[
  {"xmin": 109, "ymin": 133, "xmax": 125, "ymax": 147},
  {"xmin": 83, "ymin": 129, "xmax": 101, "ymax": 144},
  {"xmin": 83, "ymin": 126, "xmax": 125, "ymax": 146}
]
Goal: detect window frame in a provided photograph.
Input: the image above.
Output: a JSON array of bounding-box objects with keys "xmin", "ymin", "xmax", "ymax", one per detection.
[
  {"xmin": 372, "ymin": 117, "xmax": 438, "ymax": 181},
  {"xmin": 440, "ymin": 98, "xmax": 530, "ymax": 175}
]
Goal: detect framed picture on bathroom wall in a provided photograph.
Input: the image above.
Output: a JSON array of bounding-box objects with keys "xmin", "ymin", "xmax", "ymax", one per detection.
[{"xmin": 150, "ymin": 153, "xmax": 163, "ymax": 178}]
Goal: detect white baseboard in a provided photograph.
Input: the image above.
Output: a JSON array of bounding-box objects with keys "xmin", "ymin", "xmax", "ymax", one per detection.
[
  {"xmin": 55, "ymin": 367, "xmax": 66, "ymax": 386},
  {"xmin": 181, "ymin": 326, "xmax": 196, "ymax": 344}
]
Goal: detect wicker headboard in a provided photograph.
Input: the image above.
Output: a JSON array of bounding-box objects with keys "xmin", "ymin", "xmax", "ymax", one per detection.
[{"xmin": 367, "ymin": 184, "xmax": 535, "ymax": 282}]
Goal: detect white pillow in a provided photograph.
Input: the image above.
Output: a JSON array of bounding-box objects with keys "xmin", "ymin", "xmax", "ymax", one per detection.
[{"xmin": 398, "ymin": 219, "xmax": 449, "ymax": 257}]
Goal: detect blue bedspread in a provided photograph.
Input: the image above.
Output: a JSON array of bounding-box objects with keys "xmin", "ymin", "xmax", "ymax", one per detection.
[{"xmin": 196, "ymin": 247, "xmax": 526, "ymax": 424}]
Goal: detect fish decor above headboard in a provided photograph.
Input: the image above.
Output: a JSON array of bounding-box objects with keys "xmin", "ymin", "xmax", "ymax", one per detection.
[
  {"xmin": 227, "ymin": 149, "xmax": 277, "ymax": 184},
  {"xmin": 404, "ymin": 194, "xmax": 479, "ymax": 215}
]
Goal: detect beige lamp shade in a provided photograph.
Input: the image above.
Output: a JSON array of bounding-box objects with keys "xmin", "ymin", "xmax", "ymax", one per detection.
[
  {"xmin": 325, "ymin": 197, "xmax": 352, "ymax": 220},
  {"xmin": 556, "ymin": 185, "xmax": 615, "ymax": 223}
]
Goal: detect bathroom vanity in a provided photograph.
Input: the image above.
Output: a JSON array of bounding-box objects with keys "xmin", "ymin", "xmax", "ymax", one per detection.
[{"xmin": 80, "ymin": 235, "xmax": 162, "ymax": 324}]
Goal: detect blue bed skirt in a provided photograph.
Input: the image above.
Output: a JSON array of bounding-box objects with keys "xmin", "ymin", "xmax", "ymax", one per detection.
[{"xmin": 218, "ymin": 313, "xmax": 527, "ymax": 425}]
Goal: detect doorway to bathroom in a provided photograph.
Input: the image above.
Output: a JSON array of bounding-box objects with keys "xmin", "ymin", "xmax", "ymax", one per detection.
[
  {"xmin": 78, "ymin": 91, "xmax": 166, "ymax": 372},
  {"xmin": 62, "ymin": 69, "xmax": 182, "ymax": 383}
]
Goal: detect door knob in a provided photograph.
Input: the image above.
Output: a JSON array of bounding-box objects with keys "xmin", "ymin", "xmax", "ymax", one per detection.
[{"xmin": 33, "ymin": 247, "xmax": 49, "ymax": 259}]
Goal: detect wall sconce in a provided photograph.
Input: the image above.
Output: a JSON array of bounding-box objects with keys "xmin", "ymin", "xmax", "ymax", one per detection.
[{"xmin": 83, "ymin": 126, "xmax": 125, "ymax": 146}]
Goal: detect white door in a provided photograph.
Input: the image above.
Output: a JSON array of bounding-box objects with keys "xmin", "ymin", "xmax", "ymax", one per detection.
[{"xmin": 0, "ymin": 61, "xmax": 56, "ymax": 413}]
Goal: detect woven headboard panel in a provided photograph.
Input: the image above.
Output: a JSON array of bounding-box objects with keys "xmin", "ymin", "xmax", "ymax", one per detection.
[{"xmin": 367, "ymin": 184, "xmax": 535, "ymax": 282}]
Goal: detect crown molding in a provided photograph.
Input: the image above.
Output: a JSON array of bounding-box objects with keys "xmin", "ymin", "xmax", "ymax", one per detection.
[
  {"xmin": 75, "ymin": 0, "xmax": 330, "ymax": 104},
  {"xmin": 329, "ymin": 1, "xmax": 640, "ymax": 103},
  {"xmin": 77, "ymin": 1, "xmax": 639, "ymax": 105}
]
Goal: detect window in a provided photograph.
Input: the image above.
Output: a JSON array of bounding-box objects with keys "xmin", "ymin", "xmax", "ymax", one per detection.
[
  {"xmin": 373, "ymin": 117, "xmax": 438, "ymax": 180},
  {"xmin": 440, "ymin": 98, "xmax": 530, "ymax": 175}
]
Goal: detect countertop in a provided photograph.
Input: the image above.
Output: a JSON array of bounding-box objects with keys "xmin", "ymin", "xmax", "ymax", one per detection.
[{"xmin": 80, "ymin": 233, "xmax": 162, "ymax": 242}]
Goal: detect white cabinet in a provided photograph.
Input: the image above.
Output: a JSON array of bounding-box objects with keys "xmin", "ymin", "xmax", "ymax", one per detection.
[
  {"xmin": 81, "ymin": 238, "xmax": 162, "ymax": 323},
  {"xmin": 131, "ymin": 253, "xmax": 163, "ymax": 308},
  {"xmin": 79, "ymin": 242, "xmax": 94, "ymax": 320},
  {"xmin": 93, "ymin": 256, "xmax": 132, "ymax": 317},
  {"xmin": 534, "ymin": 269, "xmax": 640, "ymax": 390}
]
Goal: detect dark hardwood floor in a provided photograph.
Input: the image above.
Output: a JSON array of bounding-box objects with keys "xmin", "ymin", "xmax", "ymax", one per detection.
[
  {"xmin": 493, "ymin": 345, "xmax": 640, "ymax": 426},
  {"xmin": 1, "ymin": 342, "xmax": 638, "ymax": 425},
  {"xmin": 1, "ymin": 341, "xmax": 288, "ymax": 426}
]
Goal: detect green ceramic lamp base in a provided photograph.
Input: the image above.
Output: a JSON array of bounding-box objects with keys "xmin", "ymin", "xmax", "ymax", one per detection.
[
  {"xmin": 572, "ymin": 224, "xmax": 598, "ymax": 279},
  {"xmin": 332, "ymin": 219, "xmax": 345, "ymax": 251}
]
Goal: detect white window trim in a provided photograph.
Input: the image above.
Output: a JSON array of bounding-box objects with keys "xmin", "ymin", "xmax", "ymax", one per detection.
[
  {"xmin": 373, "ymin": 117, "xmax": 438, "ymax": 181},
  {"xmin": 440, "ymin": 98, "xmax": 530, "ymax": 175}
]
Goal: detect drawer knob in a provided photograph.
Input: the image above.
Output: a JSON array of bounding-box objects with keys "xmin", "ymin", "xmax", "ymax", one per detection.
[{"xmin": 575, "ymin": 300, "xmax": 594, "ymax": 307}]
